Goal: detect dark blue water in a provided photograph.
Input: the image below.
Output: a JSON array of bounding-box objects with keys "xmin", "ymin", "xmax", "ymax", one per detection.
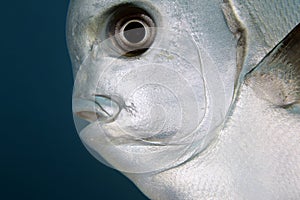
[{"xmin": 0, "ymin": 1, "xmax": 147, "ymax": 199}]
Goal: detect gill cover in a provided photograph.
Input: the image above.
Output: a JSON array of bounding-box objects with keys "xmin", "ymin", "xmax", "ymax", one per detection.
[{"xmin": 72, "ymin": 27, "xmax": 226, "ymax": 173}]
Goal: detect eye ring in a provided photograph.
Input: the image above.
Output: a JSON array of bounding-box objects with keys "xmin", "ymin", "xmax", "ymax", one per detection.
[
  {"xmin": 115, "ymin": 14, "xmax": 155, "ymax": 54},
  {"xmin": 120, "ymin": 19, "xmax": 149, "ymax": 45},
  {"xmin": 106, "ymin": 5, "xmax": 157, "ymax": 57}
]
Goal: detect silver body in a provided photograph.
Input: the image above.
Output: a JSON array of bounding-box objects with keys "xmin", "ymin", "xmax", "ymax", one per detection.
[{"xmin": 67, "ymin": 0, "xmax": 300, "ymax": 199}]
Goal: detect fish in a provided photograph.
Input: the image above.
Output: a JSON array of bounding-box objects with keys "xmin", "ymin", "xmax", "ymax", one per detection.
[{"xmin": 66, "ymin": 0, "xmax": 300, "ymax": 199}]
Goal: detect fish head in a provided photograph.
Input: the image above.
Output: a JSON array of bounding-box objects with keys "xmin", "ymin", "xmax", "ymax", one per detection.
[
  {"xmin": 66, "ymin": 0, "xmax": 300, "ymax": 198},
  {"xmin": 66, "ymin": 0, "xmax": 239, "ymax": 173}
]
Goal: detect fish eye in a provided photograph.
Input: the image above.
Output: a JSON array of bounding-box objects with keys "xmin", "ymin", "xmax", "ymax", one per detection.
[
  {"xmin": 122, "ymin": 20, "xmax": 146, "ymax": 44},
  {"xmin": 106, "ymin": 4, "xmax": 156, "ymax": 57}
]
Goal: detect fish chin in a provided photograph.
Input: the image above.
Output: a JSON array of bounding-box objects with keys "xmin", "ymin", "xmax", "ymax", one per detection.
[{"xmin": 79, "ymin": 119, "xmax": 199, "ymax": 173}]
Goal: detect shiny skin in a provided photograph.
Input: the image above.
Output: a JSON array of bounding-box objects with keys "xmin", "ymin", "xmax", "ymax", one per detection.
[{"xmin": 67, "ymin": 0, "xmax": 300, "ymax": 199}]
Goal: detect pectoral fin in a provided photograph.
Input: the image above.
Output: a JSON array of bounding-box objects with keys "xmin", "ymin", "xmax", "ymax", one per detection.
[{"xmin": 246, "ymin": 23, "xmax": 300, "ymax": 110}]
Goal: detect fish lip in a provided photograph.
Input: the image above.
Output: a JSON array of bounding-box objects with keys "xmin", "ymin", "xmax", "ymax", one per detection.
[
  {"xmin": 72, "ymin": 95, "xmax": 122, "ymax": 124},
  {"xmin": 72, "ymin": 98, "xmax": 102, "ymax": 123}
]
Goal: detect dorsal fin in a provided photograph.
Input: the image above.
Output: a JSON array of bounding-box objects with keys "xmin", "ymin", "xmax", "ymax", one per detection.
[{"xmin": 246, "ymin": 23, "xmax": 300, "ymax": 109}]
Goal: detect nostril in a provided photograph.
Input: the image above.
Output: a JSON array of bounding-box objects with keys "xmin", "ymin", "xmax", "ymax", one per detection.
[{"xmin": 73, "ymin": 95, "xmax": 122, "ymax": 123}]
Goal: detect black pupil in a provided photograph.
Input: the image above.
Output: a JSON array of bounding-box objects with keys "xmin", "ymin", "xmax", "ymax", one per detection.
[{"xmin": 123, "ymin": 21, "xmax": 146, "ymax": 43}]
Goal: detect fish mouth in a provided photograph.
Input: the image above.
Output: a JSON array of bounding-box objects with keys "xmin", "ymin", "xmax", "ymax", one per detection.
[
  {"xmin": 72, "ymin": 93, "xmax": 198, "ymax": 173},
  {"xmin": 76, "ymin": 114, "xmax": 197, "ymax": 174},
  {"xmin": 72, "ymin": 95, "xmax": 122, "ymax": 124}
]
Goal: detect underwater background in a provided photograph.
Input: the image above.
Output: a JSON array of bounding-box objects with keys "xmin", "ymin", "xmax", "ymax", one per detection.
[{"xmin": 1, "ymin": 1, "xmax": 147, "ymax": 199}]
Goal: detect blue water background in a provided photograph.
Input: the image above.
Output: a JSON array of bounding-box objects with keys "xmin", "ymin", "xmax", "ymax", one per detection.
[{"xmin": 0, "ymin": 1, "xmax": 147, "ymax": 199}]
